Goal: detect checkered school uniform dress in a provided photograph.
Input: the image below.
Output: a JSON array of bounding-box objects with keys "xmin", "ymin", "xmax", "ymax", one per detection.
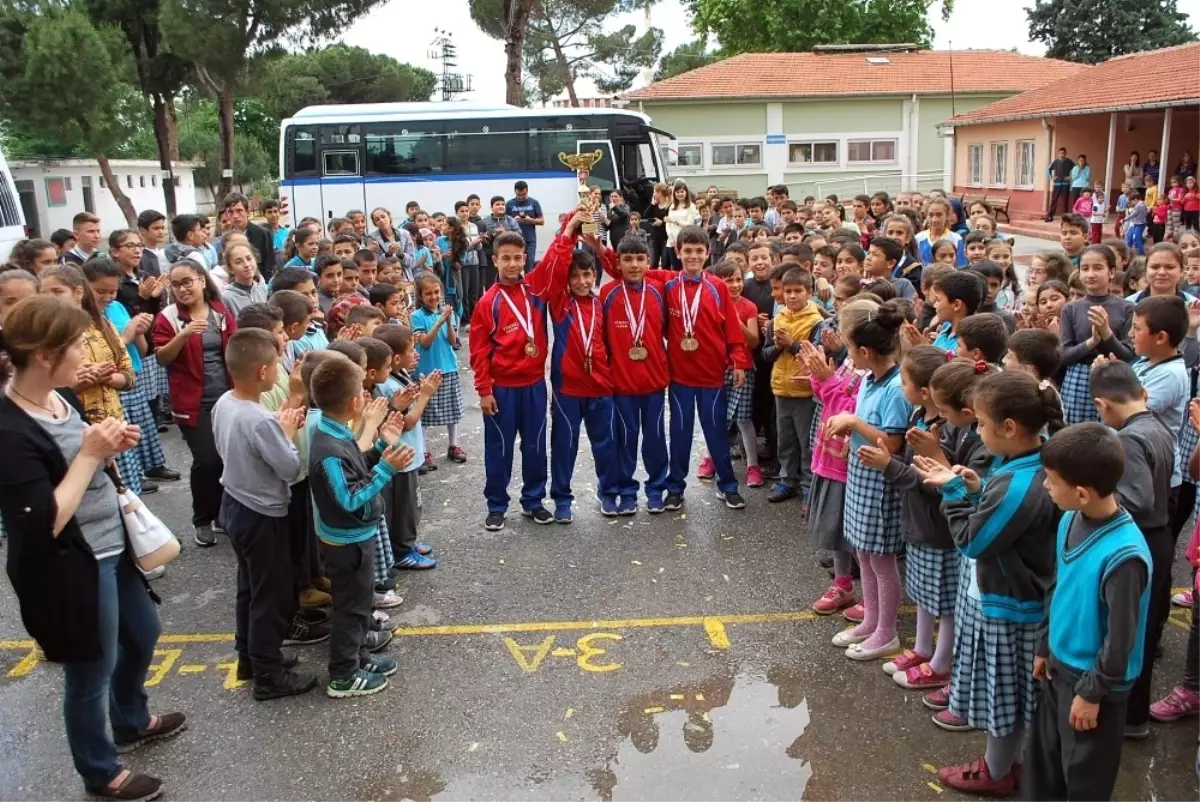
[
  {"xmin": 120, "ymin": 369, "xmax": 166, "ymax": 473},
  {"xmin": 421, "ymin": 369, "xmax": 464, "ymax": 427},
  {"xmin": 372, "ymin": 517, "xmax": 395, "ymax": 586},
  {"xmin": 144, "ymin": 355, "xmax": 169, "ymax": 401},
  {"xmin": 843, "ymin": 366, "xmax": 911, "ymax": 555},
  {"xmin": 723, "ymin": 366, "xmax": 754, "ymax": 424},
  {"xmin": 905, "ymin": 543, "xmax": 959, "ymax": 616},
  {"xmin": 948, "ymin": 559, "xmax": 1040, "ymax": 737},
  {"xmin": 1061, "ymin": 361, "xmax": 1100, "ymax": 426},
  {"xmin": 1180, "ymin": 415, "xmax": 1199, "ymax": 487}
]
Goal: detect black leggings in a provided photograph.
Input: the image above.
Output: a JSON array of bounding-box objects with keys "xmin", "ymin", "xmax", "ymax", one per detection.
[
  {"xmin": 180, "ymin": 407, "xmax": 224, "ymax": 527},
  {"xmin": 1182, "ymin": 210, "xmax": 1200, "ymax": 231}
]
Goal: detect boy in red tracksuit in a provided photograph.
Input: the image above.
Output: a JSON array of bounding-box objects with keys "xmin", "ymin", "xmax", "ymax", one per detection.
[
  {"xmin": 598, "ymin": 233, "xmax": 670, "ymax": 515},
  {"xmin": 470, "ymin": 230, "xmax": 563, "ymax": 532},
  {"xmin": 547, "ymin": 210, "xmax": 620, "ymax": 521},
  {"xmin": 645, "ymin": 225, "xmax": 751, "ymax": 510}
]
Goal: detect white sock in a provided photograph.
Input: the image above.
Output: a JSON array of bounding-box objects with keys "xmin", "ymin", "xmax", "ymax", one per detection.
[
  {"xmin": 447, "ymin": 423, "xmax": 459, "ymax": 447},
  {"xmin": 737, "ymin": 420, "xmax": 759, "ymax": 466}
]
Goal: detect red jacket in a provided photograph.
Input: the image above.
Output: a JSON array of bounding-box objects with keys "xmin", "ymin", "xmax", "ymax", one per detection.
[
  {"xmin": 151, "ymin": 301, "xmax": 237, "ymax": 428},
  {"xmin": 545, "ymin": 234, "xmax": 612, "ymax": 397},
  {"xmin": 469, "ymin": 239, "xmax": 561, "ymax": 396},
  {"xmin": 645, "ymin": 269, "xmax": 750, "ymax": 388},
  {"xmin": 598, "ymin": 258, "xmax": 669, "ymax": 396}
]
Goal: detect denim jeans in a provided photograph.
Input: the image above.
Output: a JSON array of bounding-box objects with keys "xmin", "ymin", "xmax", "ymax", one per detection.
[{"xmin": 62, "ymin": 554, "xmax": 161, "ymax": 789}]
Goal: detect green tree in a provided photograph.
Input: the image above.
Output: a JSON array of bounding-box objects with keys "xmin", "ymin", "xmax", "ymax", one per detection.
[
  {"xmin": 470, "ymin": 0, "xmax": 663, "ymax": 105},
  {"xmin": 686, "ymin": 0, "xmax": 952, "ymax": 55},
  {"xmin": 1027, "ymin": 0, "xmax": 1195, "ymax": 64},
  {"xmin": 654, "ymin": 37, "xmax": 717, "ymax": 81},
  {"xmin": 160, "ymin": 0, "xmax": 388, "ymax": 196},
  {"xmin": 0, "ymin": 3, "xmax": 141, "ymax": 224},
  {"xmin": 251, "ymin": 44, "xmax": 437, "ymax": 120}
]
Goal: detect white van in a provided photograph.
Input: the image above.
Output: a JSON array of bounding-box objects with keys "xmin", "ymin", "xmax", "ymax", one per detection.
[{"xmin": 0, "ymin": 146, "xmax": 27, "ymax": 262}]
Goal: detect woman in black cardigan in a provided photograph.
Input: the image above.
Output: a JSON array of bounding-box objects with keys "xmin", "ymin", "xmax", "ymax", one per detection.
[{"xmin": 0, "ymin": 296, "xmax": 185, "ymax": 801}]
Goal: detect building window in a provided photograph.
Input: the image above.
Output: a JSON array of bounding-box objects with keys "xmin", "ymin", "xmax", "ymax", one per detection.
[
  {"xmin": 677, "ymin": 143, "xmax": 703, "ymax": 167},
  {"xmin": 847, "ymin": 139, "xmax": 898, "ymax": 164},
  {"xmin": 99, "ymin": 175, "xmax": 106, "ymax": 188},
  {"xmin": 139, "ymin": 175, "xmax": 145, "ymax": 188},
  {"xmin": 151, "ymin": 175, "xmax": 157, "ymax": 187},
  {"xmin": 1015, "ymin": 140, "xmax": 1036, "ymax": 188},
  {"xmin": 989, "ymin": 142, "xmax": 1008, "ymax": 187},
  {"xmin": 968, "ymin": 144, "xmax": 983, "ymax": 186},
  {"xmin": 63, "ymin": 176, "xmax": 73, "ymax": 191},
  {"xmin": 174, "ymin": 176, "xmax": 181, "ymax": 187},
  {"xmin": 126, "ymin": 175, "xmax": 133, "ymax": 189},
  {"xmin": 788, "ymin": 141, "xmax": 838, "ymax": 166},
  {"xmin": 711, "ymin": 142, "xmax": 761, "ymax": 168},
  {"xmin": 45, "ymin": 177, "xmax": 67, "ymax": 207}
]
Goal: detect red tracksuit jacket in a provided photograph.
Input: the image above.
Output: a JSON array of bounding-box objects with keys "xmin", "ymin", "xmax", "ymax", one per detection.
[
  {"xmin": 469, "ymin": 240, "xmax": 563, "ymax": 397},
  {"xmin": 598, "ymin": 252, "xmax": 669, "ymax": 396},
  {"xmin": 546, "ymin": 234, "xmax": 612, "ymax": 397},
  {"xmin": 645, "ymin": 269, "xmax": 750, "ymax": 388}
]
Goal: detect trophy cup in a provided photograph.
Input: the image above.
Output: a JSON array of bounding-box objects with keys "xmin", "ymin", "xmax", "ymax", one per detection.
[{"xmin": 558, "ymin": 150, "xmax": 604, "ymax": 234}]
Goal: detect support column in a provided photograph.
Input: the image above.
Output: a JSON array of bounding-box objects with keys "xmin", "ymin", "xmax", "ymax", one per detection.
[
  {"xmin": 1104, "ymin": 112, "xmax": 1117, "ymax": 202},
  {"xmin": 942, "ymin": 131, "xmax": 954, "ymax": 193},
  {"xmin": 1160, "ymin": 107, "xmax": 1174, "ymax": 189},
  {"xmin": 765, "ymin": 103, "xmax": 786, "ymax": 186}
]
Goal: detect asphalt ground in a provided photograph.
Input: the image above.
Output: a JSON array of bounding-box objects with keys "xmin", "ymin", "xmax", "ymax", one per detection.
[{"xmin": 2, "ymin": 273, "xmax": 1198, "ymax": 800}]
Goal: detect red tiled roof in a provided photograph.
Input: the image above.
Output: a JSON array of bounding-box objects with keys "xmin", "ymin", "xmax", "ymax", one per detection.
[
  {"xmin": 948, "ymin": 42, "xmax": 1200, "ymax": 126},
  {"xmin": 623, "ymin": 49, "xmax": 1082, "ymax": 101}
]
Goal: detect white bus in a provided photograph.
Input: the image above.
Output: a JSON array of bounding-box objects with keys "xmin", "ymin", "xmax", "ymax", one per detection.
[
  {"xmin": 278, "ymin": 102, "xmax": 672, "ymax": 254},
  {"xmin": 0, "ymin": 145, "xmax": 28, "ymax": 261}
]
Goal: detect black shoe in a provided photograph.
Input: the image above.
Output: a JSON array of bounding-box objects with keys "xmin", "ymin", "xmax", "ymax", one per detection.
[
  {"xmin": 719, "ymin": 490, "xmax": 746, "ymax": 509},
  {"xmin": 522, "ymin": 506, "xmax": 554, "ymax": 525},
  {"xmin": 664, "ymin": 493, "xmax": 684, "ymax": 511},
  {"xmin": 144, "ymin": 466, "xmax": 181, "ymax": 482},
  {"xmin": 253, "ymin": 670, "xmax": 318, "ymax": 701},
  {"xmin": 297, "ymin": 606, "xmax": 330, "ymax": 625},
  {"xmin": 282, "ymin": 619, "xmax": 330, "ymax": 646},
  {"xmin": 140, "ymin": 481, "xmax": 159, "ymax": 495},
  {"xmin": 156, "ymin": 423, "xmax": 168, "ymax": 433},
  {"xmin": 237, "ymin": 652, "xmax": 300, "ymax": 681},
  {"xmin": 484, "ymin": 512, "xmax": 505, "ymax": 531}
]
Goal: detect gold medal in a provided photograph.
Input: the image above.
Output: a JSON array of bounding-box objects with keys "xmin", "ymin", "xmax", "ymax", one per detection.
[
  {"xmin": 629, "ymin": 344, "xmax": 648, "ymax": 361},
  {"xmin": 524, "ymin": 338, "xmax": 539, "ymax": 358},
  {"xmin": 585, "ymin": 356, "xmax": 592, "ymax": 373},
  {"xmin": 680, "ymin": 336, "xmax": 699, "ymax": 352}
]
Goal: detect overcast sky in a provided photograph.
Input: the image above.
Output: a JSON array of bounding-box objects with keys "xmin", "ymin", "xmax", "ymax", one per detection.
[{"xmin": 342, "ymin": 0, "xmax": 1200, "ymax": 104}]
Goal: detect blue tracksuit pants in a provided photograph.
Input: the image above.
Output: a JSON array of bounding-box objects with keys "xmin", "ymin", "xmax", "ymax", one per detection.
[
  {"xmin": 667, "ymin": 382, "xmax": 737, "ymax": 495},
  {"xmin": 483, "ymin": 381, "xmax": 548, "ymax": 514},
  {"xmin": 613, "ymin": 391, "xmax": 668, "ymax": 503},
  {"xmin": 550, "ymin": 390, "xmax": 620, "ymax": 510}
]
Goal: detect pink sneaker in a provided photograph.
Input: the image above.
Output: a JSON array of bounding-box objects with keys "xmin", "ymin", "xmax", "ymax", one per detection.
[
  {"xmin": 812, "ymin": 584, "xmax": 856, "ymax": 615},
  {"xmin": 932, "ymin": 709, "xmax": 972, "ymax": 732},
  {"xmin": 697, "ymin": 457, "xmax": 716, "ymax": 480},
  {"xmin": 842, "ymin": 603, "xmax": 864, "ymax": 623},
  {"xmin": 895, "ymin": 663, "xmax": 951, "ymax": 690},
  {"xmin": 882, "ymin": 649, "xmax": 929, "ymax": 676},
  {"xmin": 1172, "ymin": 589, "xmax": 1194, "ymax": 608},
  {"xmin": 922, "ymin": 684, "xmax": 950, "ymax": 710},
  {"xmin": 746, "ymin": 465, "xmax": 765, "ymax": 487},
  {"xmin": 1150, "ymin": 685, "xmax": 1200, "ymax": 722}
]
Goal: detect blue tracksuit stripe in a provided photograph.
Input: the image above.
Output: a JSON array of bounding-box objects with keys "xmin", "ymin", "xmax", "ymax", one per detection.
[
  {"xmin": 483, "ymin": 381, "xmax": 548, "ymax": 513},
  {"xmin": 550, "ymin": 390, "xmax": 619, "ymax": 507},
  {"xmin": 666, "ymin": 382, "xmax": 736, "ymax": 495},
  {"xmin": 613, "ymin": 391, "xmax": 667, "ymax": 501},
  {"xmin": 961, "ymin": 469, "xmax": 1035, "ymax": 558}
]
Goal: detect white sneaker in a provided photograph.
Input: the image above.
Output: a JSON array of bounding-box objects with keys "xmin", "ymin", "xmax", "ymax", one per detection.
[
  {"xmin": 372, "ymin": 609, "xmax": 391, "ymax": 624},
  {"xmin": 373, "ymin": 590, "xmax": 403, "ymax": 609},
  {"xmin": 141, "ymin": 564, "xmax": 166, "ymax": 581}
]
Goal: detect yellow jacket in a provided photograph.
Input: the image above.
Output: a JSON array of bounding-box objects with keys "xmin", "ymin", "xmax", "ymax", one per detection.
[{"xmin": 770, "ymin": 301, "xmax": 824, "ymax": 398}]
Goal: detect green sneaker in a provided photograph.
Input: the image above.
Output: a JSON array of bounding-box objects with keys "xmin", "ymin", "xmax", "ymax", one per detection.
[
  {"xmin": 326, "ymin": 668, "xmax": 388, "ymax": 698},
  {"xmin": 362, "ymin": 654, "xmax": 397, "ymax": 677}
]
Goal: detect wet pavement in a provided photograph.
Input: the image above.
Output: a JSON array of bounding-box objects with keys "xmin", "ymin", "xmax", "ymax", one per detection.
[{"xmin": 1, "ymin": 376, "xmax": 1198, "ymax": 801}]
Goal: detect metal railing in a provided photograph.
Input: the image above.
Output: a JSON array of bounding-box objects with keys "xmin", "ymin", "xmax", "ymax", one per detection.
[{"xmin": 786, "ymin": 171, "xmax": 947, "ymax": 201}]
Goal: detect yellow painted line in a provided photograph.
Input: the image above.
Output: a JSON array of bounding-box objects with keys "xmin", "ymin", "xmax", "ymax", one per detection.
[
  {"xmin": 555, "ymin": 731, "xmax": 568, "ymax": 742},
  {"xmin": 392, "ymin": 609, "xmax": 823, "ymax": 637},
  {"xmin": 0, "ymin": 640, "xmax": 35, "ymax": 649},
  {"xmin": 177, "ymin": 665, "xmax": 207, "ymax": 674},
  {"xmin": 927, "ymin": 782, "xmax": 944, "ymax": 794},
  {"xmin": 159, "ymin": 633, "xmax": 234, "ymax": 644},
  {"xmin": 8, "ymin": 649, "xmax": 39, "ymax": 677},
  {"xmin": 703, "ymin": 618, "xmax": 731, "ymax": 649}
]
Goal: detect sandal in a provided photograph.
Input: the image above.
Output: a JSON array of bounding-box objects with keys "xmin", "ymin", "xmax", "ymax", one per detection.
[
  {"xmin": 88, "ymin": 770, "xmax": 163, "ymax": 801},
  {"xmin": 114, "ymin": 712, "xmax": 187, "ymax": 754}
]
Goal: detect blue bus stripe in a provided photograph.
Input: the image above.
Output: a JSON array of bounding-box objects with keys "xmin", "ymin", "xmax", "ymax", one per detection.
[{"xmin": 281, "ymin": 171, "xmax": 572, "ymax": 187}]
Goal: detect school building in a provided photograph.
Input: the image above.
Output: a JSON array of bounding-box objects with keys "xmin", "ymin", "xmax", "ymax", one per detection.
[
  {"xmin": 943, "ymin": 43, "xmax": 1200, "ymax": 220},
  {"xmin": 8, "ymin": 159, "xmax": 201, "ymax": 239},
  {"xmin": 621, "ymin": 47, "xmax": 1081, "ymax": 200}
]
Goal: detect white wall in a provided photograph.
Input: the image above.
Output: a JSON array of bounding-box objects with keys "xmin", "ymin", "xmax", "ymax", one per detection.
[{"xmin": 10, "ymin": 161, "xmax": 198, "ymax": 238}]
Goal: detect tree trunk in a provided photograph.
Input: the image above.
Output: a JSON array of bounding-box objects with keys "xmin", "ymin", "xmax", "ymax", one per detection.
[
  {"xmin": 152, "ymin": 92, "xmax": 178, "ymax": 217},
  {"xmin": 548, "ymin": 33, "xmax": 579, "ymax": 106},
  {"xmin": 95, "ymin": 154, "xmax": 138, "ymax": 228},
  {"xmin": 503, "ymin": 0, "xmax": 535, "ymax": 106},
  {"xmin": 217, "ymin": 87, "xmax": 235, "ymax": 198},
  {"xmin": 164, "ymin": 91, "xmax": 180, "ymax": 162}
]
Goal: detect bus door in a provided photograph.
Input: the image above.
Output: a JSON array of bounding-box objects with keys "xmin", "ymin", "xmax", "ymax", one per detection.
[
  {"xmin": 576, "ymin": 140, "xmax": 618, "ymax": 194},
  {"xmin": 318, "ymin": 124, "xmax": 367, "ymax": 223},
  {"xmin": 283, "ymin": 125, "xmax": 321, "ymax": 226}
]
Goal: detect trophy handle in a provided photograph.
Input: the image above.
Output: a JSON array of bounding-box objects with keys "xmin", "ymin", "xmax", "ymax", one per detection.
[{"xmin": 557, "ymin": 152, "xmax": 575, "ymax": 169}]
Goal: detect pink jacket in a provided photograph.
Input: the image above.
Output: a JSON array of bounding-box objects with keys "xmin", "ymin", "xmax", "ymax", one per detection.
[{"xmin": 809, "ymin": 360, "xmax": 866, "ymax": 483}]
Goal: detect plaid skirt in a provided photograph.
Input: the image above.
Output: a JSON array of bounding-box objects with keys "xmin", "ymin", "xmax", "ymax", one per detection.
[
  {"xmin": 809, "ymin": 397, "xmax": 824, "ymax": 456},
  {"xmin": 373, "ymin": 518, "xmax": 395, "ymax": 586},
  {"xmin": 121, "ymin": 371, "xmax": 166, "ymax": 472},
  {"xmin": 843, "ymin": 457, "xmax": 903, "ymax": 554},
  {"xmin": 1061, "ymin": 362, "xmax": 1099, "ymax": 426},
  {"xmin": 905, "ymin": 542, "xmax": 959, "ymax": 616},
  {"xmin": 144, "ymin": 356, "xmax": 168, "ymax": 401},
  {"xmin": 724, "ymin": 367, "xmax": 754, "ymax": 424},
  {"xmin": 949, "ymin": 561, "xmax": 1040, "ymax": 737},
  {"xmin": 1181, "ymin": 418, "xmax": 1200, "ymax": 486},
  {"xmin": 114, "ymin": 446, "xmax": 143, "ymax": 496},
  {"xmin": 809, "ymin": 474, "xmax": 851, "ymax": 552},
  {"xmin": 421, "ymin": 369, "xmax": 464, "ymax": 427}
]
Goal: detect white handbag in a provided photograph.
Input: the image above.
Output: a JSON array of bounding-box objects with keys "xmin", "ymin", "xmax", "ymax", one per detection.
[{"xmin": 118, "ymin": 490, "xmax": 180, "ymax": 571}]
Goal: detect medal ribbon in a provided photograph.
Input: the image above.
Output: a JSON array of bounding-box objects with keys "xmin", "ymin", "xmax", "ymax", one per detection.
[
  {"xmin": 574, "ymin": 297, "xmax": 596, "ymax": 361},
  {"xmin": 621, "ymin": 283, "xmax": 646, "ymax": 343},
  {"xmin": 679, "ymin": 278, "xmax": 703, "ymax": 337},
  {"xmin": 498, "ymin": 284, "xmax": 534, "ymax": 341}
]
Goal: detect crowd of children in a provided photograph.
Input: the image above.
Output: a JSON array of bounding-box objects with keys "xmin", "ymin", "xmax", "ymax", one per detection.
[{"xmin": 3, "ymin": 179, "xmax": 1200, "ymax": 798}]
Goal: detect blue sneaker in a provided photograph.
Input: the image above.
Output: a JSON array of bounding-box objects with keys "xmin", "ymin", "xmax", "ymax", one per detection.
[
  {"xmin": 362, "ymin": 654, "xmax": 398, "ymax": 677},
  {"xmin": 554, "ymin": 505, "xmax": 574, "ymax": 524},
  {"xmin": 618, "ymin": 496, "xmax": 639, "ymax": 516},
  {"xmin": 395, "ymin": 550, "xmax": 438, "ymax": 570},
  {"xmin": 415, "ymin": 542, "xmax": 434, "ymax": 556},
  {"xmin": 645, "ymin": 496, "xmax": 664, "ymax": 515},
  {"xmin": 768, "ymin": 483, "xmax": 799, "ymax": 503},
  {"xmin": 327, "ymin": 668, "xmax": 388, "ymax": 698},
  {"xmin": 600, "ymin": 497, "xmax": 620, "ymax": 517}
]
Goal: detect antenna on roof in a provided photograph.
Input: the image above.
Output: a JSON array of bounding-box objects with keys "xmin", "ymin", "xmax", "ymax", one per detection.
[{"xmin": 948, "ymin": 40, "xmax": 956, "ymax": 117}]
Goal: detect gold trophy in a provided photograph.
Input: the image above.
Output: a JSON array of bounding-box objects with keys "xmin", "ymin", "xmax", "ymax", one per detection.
[{"xmin": 559, "ymin": 150, "xmax": 604, "ymax": 234}]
